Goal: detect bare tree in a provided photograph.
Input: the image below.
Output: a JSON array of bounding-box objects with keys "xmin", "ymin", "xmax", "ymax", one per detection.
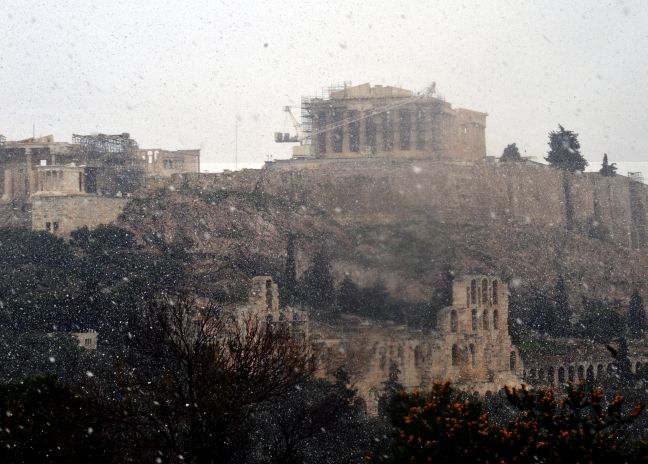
[{"xmin": 98, "ymin": 295, "xmax": 314, "ymax": 463}]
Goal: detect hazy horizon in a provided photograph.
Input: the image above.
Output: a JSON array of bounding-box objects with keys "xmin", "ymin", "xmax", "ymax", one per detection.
[{"xmin": 2, "ymin": 0, "xmax": 647, "ymax": 167}]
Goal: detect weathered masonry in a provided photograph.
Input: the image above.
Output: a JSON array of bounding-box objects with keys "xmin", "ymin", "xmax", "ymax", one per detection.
[
  {"xmin": 0, "ymin": 133, "xmax": 200, "ymax": 236},
  {"xmin": 313, "ymin": 275, "xmax": 522, "ymax": 411},
  {"xmin": 277, "ymin": 83, "xmax": 486, "ymax": 162}
]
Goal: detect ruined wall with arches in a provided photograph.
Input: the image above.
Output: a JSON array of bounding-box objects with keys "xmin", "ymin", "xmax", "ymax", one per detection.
[
  {"xmin": 523, "ymin": 356, "xmax": 648, "ymax": 387},
  {"xmin": 313, "ymin": 275, "xmax": 523, "ymax": 411}
]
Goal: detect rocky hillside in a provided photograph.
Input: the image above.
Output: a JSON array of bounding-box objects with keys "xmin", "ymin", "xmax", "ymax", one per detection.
[{"xmin": 117, "ymin": 160, "xmax": 648, "ymax": 313}]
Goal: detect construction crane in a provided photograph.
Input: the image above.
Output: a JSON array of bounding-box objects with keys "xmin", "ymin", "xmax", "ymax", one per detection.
[{"xmin": 274, "ymin": 106, "xmax": 302, "ymax": 144}]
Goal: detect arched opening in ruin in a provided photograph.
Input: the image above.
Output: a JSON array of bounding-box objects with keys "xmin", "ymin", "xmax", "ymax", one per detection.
[
  {"xmin": 483, "ymin": 309, "xmax": 489, "ymax": 330},
  {"xmin": 558, "ymin": 367, "xmax": 565, "ymax": 383},
  {"xmin": 470, "ymin": 280, "xmax": 477, "ymax": 305},
  {"xmin": 471, "ymin": 309, "xmax": 478, "ymax": 331},
  {"xmin": 492, "ymin": 310, "xmax": 499, "ymax": 329},
  {"xmin": 568, "ymin": 366, "xmax": 575, "ymax": 382},
  {"xmin": 586, "ymin": 365, "xmax": 594, "ymax": 382},
  {"xmin": 482, "ymin": 279, "xmax": 488, "ymax": 305},
  {"xmin": 547, "ymin": 367, "xmax": 555, "ymax": 385},
  {"xmin": 509, "ymin": 351, "xmax": 516, "ymax": 371},
  {"xmin": 538, "ymin": 368, "xmax": 545, "ymax": 382},
  {"xmin": 450, "ymin": 310, "xmax": 458, "ymax": 333},
  {"xmin": 469, "ymin": 344, "xmax": 476, "ymax": 367},
  {"xmin": 578, "ymin": 365, "xmax": 585, "ymax": 380},
  {"xmin": 529, "ymin": 368, "xmax": 536, "ymax": 379},
  {"xmin": 452, "ymin": 344, "xmax": 459, "ymax": 366},
  {"xmin": 597, "ymin": 364, "xmax": 604, "ymax": 379},
  {"xmin": 607, "ymin": 363, "xmax": 613, "ymax": 376},
  {"xmin": 492, "ymin": 280, "xmax": 498, "ymax": 305},
  {"xmin": 636, "ymin": 361, "xmax": 642, "ymax": 373}
]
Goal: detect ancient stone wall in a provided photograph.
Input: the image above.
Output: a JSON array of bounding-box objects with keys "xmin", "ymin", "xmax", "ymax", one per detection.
[
  {"xmin": 306, "ymin": 84, "xmax": 486, "ymax": 162},
  {"xmin": 313, "ymin": 275, "xmax": 522, "ymax": 412},
  {"xmin": 31, "ymin": 195, "xmax": 128, "ymax": 236},
  {"xmin": 175, "ymin": 160, "xmax": 648, "ymax": 251}
]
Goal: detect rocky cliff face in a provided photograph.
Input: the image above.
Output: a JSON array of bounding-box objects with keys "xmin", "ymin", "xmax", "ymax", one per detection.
[{"xmin": 118, "ymin": 160, "xmax": 648, "ymax": 310}]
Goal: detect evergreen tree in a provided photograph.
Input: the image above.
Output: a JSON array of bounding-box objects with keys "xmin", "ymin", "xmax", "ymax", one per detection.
[
  {"xmin": 363, "ymin": 279, "xmax": 393, "ymax": 320},
  {"xmin": 551, "ymin": 275, "xmax": 571, "ymax": 336},
  {"xmin": 429, "ymin": 265, "xmax": 454, "ymax": 310},
  {"xmin": 500, "ymin": 143, "xmax": 522, "ymax": 162},
  {"xmin": 599, "ymin": 153, "xmax": 618, "ymax": 177},
  {"xmin": 337, "ymin": 275, "xmax": 362, "ymax": 313},
  {"xmin": 301, "ymin": 248, "xmax": 335, "ymax": 311},
  {"xmin": 628, "ymin": 289, "xmax": 646, "ymax": 337},
  {"xmin": 579, "ymin": 297, "xmax": 624, "ymax": 343},
  {"xmin": 613, "ymin": 337, "xmax": 633, "ymax": 382},
  {"xmin": 283, "ymin": 234, "xmax": 297, "ymax": 306},
  {"xmin": 546, "ymin": 125, "xmax": 588, "ymax": 172},
  {"xmin": 377, "ymin": 363, "xmax": 404, "ymax": 417}
]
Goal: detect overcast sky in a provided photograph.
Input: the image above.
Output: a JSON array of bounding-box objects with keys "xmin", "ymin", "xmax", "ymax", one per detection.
[{"xmin": 1, "ymin": 0, "xmax": 647, "ymax": 167}]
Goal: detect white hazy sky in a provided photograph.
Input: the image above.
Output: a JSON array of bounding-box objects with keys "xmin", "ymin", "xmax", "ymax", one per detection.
[{"xmin": 1, "ymin": 0, "xmax": 647, "ymax": 167}]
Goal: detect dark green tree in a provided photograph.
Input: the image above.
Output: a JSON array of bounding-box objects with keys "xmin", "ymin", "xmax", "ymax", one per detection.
[
  {"xmin": 337, "ymin": 275, "xmax": 362, "ymax": 313},
  {"xmin": 500, "ymin": 143, "xmax": 522, "ymax": 162},
  {"xmin": 579, "ymin": 297, "xmax": 625, "ymax": 343},
  {"xmin": 546, "ymin": 125, "xmax": 588, "ymax": 172},
  {"xmin": 282, "ymin": 233, "xmax": 298, "ymax": 306},
  {"xmin": 628, "ymin": 290, "xmax": 646, "ymax": 337},
  {"xmin": 362, "ymin": 279, "xmax": 394, "ymax": 320},
  {"xmin": 377, "ymin": 362, "xmax": 404, "ymax": 418},
  {"xmin": 599, "ymin": 153, "xmax": 618, "ymax": 177},
  {"xmin": 301, "ymin": 248, "xmax": 335, "ymax": 311},
  {"xmin": 429, "ymin": 265, "xmax": 454, "ymax": 311},
  {"xmin": 0, "ymin": 376, "xmax": 111, "ymax": 463},
  {"xmin": 551, "ymin": 275, "xmax": 571, "ymax": 336},
  {"xmin": 253, "ymin": 376, "xmax": 377, "ymax": 464}
]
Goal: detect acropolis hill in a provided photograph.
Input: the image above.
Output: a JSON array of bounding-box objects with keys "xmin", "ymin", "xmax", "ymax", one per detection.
[
  {"xmin": 2, "ymin": 83, "xmax": 648, "ymax": 306},
  {"xmin": 3, "ymin": 83, "xmax": 648, "ymax": 404},
  {"xmin": 132, "ymin": 158, "xmax": 648, "ymax": 304}
]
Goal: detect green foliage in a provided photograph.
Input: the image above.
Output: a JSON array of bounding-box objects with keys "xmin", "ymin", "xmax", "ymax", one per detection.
[
  {"xmin": 70, "ymin": 224, "xmax": 137, "ymax": 250},
  {"xmin": 628, "ymin": 290, "xmax": 646, "ymax": 337},
  {"xmin": 501, "ymin": 143, "xmax": 522, "ymax": 162},
  {"xmin": 281, "ymin": 233, "xmax": 298, "ymax": 307},
  {"xmin": 336, "ymin": 275, "xmax": 362, "ymax": 313},
  {"xmin": 546, "ymin": 125, "xmax": 588, "ymax": 172},
  {"xmin": 377, "ymin": 363, "xmax": 404, "ymax": 418},
  {"xmin": 508, "ymin": 277, "xmax": 572, "ymax": 338},
  {"xmin": 551, "ymin": 275, "xmax": 571, "ymax": 336},
  {"xmin": 335, "ymin": 276, "xmax": 434, "ymax": 326},
  {"xmin": 515, "ymin": 338, "xmax": 571, "ymax": 356},
  {"xmin": 0, "ymin": 330, "xmax": 82, "ymax": 382},
  {"xmin": 377, "ymin": 382, "xmax": 490, "ymax": 463},
  {"xmin": 376, "ymin": 382, "xmax": 645, "ymax": 464},
  {"xmin": 0, "ymin": 376, "xmax": 110, "ymax": 463},
  {"xmin": 503, "ymin": 383, "xmax": 643, "ymax": 463},
  {"xmin": 300, "ymin": 248, "xmax": 336, "ymax": 315},
  {"xmin": 600, "ymin": 153, "xmax": 618, "ymax": 177},
  {"xmin": 253, "ymin": 374, "xmax": 377, "ymax": 464},
  {"xmin": 579, "ymin": 297, "xmax": 625, "ymax": 343}
]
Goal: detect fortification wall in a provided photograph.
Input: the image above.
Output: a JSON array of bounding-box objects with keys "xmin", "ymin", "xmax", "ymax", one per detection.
[
  {"xmin": 32, "ymin": 195, "xmax": 128, "ymax": 236},
  {"xmin": 175, "ymin": 161, "xmax": 647, "ymax": 250}
]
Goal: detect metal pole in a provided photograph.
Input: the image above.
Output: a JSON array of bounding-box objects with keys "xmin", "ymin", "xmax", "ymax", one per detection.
[{"xmin": 235, "ymin": 119, "xmax": 238, "ymax": 171}]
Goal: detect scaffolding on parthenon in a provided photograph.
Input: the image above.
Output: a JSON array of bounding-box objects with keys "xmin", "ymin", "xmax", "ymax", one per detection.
[{"xmin": 297, "ymin": 82, "xmax": 352, "ymax": 146}]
